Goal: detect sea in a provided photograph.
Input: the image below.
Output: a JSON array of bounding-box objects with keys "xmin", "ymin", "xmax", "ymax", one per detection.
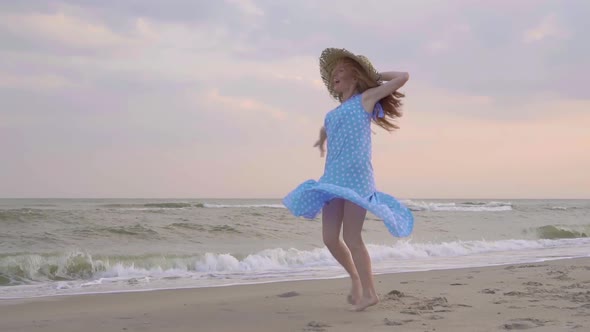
[{"xmin": 1, "ymin": 198, "xmax": 589, "ymax": 299}]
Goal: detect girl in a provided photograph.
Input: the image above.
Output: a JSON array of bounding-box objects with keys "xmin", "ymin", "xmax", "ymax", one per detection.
[{"xmin": 283, "ymin": 48, "xmax": 414, "ymax": 311}]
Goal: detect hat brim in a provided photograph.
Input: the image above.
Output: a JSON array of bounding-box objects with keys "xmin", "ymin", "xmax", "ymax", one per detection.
[{"xmin": 320, "ymin": 48, "xmax": 380, "ymax": 100}]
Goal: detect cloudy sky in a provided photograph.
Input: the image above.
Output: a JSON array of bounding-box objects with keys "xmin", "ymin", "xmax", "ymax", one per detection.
[{"xmin": 1, "ymin": 0, "xmax": 589, "ymax": 199}]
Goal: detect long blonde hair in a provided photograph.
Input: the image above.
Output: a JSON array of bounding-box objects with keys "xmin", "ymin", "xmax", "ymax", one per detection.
[{"xmin": 338, "ymin": 57, "xmax": 404, "ymax": 132}]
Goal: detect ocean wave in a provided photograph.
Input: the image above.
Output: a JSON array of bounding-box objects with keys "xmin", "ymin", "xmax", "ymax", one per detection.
[
  {"xmin": 404, "ymin": 200, "xmax": 512, "ymax": 212},
  {"xmin": 532, "ymin": 225, "xmax": 588, "ymax": 239},
  {"xmin": 163, "ymin": 223, "xmax": 241, "ymax": 233},
  {"xmin": 0, "ymin": 251, "xmax": 102, "ymax": 286},
  {"xmin": 101, "ymin": 202, "xmax": 195, "ymax": 209},
  {"xmin": 143, "ymin": 203, "xmax": 193, "ymax": 208},
  {"xmin": 105, "ymin": 225, "xmax": 159, "ymax": 236},
  {"xmin": 545, "ymin": 206, "xmax": 582, "ymax": 211},
  {"xmin": 202, "ymin": 200, "xmax": 517, "ymax": 211},
  {"xmin": 99, "ymin": 200, "xmax": 521, "ymax": 211},
  {"xmin": 100, "ymin": 202, "xmax": 285, "ymax": 209},
  {"xmin": 3, "ymin": 238, "xmax": 589, "ymax": 287},
  {"xmin": 203, "ymin": 203, "xmax": 285, "ymax": 208},
  {"xmin": 71, "ymin": 224, "xmax": 160, "ymax": 238},
  {"xmin": 0, "ymin": 208, "xmax": 46, "ymax": 222}
]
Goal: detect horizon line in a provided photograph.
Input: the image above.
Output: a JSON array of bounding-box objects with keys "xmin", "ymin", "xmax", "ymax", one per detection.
[{"xmin": 1, "ymin": 197, "xmax": 589, "ymax": 200}]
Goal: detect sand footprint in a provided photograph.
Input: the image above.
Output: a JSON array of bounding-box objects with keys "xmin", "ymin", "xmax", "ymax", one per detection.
[
  {"xmin": 304, "ymin": 321, "xmax": 331, "ymax": 332},
  {"xmin": 481, "ymin": 288, "xmax": 499, "ymax": 294},
  {"xmin": 384, "ymin": 289, "xmax": 405, "ymax": 301},
  {"xmin": 501, "ymin": 318, "xmax": 548, "ymax": 330},
  {"xmin": 384, "ymin": 318, "xmax": 415, "ymax": 326},
  {"xmin": 277, "ymin": 291, "xmax": 300, "ymax": 298}
]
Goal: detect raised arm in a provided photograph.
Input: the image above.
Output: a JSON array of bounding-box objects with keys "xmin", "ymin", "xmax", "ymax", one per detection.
[
  {"xmin": 379, "ymin": 71, "xmax": 409, "ymax": 82},
  {"xmin": 361, "ymin": 71, "xmax": 409, "ymax": 113}
]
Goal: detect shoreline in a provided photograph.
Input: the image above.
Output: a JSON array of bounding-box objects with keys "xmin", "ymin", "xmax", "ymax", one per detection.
[
  {"xmin": 2, "ymin": 253, "xmax": 588, "ymax": 301},
  {"xmin": 2, "ymin": 257, "xmax": 589, "ymax": 331}
]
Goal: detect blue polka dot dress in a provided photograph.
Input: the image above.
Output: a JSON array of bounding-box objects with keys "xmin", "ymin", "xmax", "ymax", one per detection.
[{"xmin": 283, "ymin": 94, "xmax": 414, "ymax": 237}]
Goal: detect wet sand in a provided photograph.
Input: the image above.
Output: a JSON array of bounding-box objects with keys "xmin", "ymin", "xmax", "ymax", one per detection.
[{"xmin": 1, "ymin": 257, "xmax": 589, "ymax": 332}]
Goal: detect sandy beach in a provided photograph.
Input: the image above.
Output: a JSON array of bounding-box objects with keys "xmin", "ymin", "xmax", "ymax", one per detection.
[{"xmin": 1, "ymin": 257, "xmax": 589, "ymax": 332}]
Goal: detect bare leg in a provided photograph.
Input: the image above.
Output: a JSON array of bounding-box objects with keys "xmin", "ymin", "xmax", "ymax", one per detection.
[
  {"xmin": 322, "ymin": 198, "xmax": 362, "ymax": 304},
  {"xmin": 342, "ymin": 200, "xmax": 379, "ymax": 311}
]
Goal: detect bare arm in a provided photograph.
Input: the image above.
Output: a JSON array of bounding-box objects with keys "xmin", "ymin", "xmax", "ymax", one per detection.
[
  {"xmin": 313, "ymin": 126, "xmax": 327, "ymax": 157},
  {"xmin": 361, "ymin": 71, "xmax": 409, "ymax": 113},
  {"xmin": 379, "ymin": 71, "xmax": 409, "ymax": 82}
]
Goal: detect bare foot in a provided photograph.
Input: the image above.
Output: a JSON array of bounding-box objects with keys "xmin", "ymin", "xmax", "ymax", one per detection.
[
  {"xmin": 347, "ymin": 280, "xmax": 362, "ymax": 305},
  {"xmin": 350, "ymin": 295, "xmax": 379, "ymax": 312}
]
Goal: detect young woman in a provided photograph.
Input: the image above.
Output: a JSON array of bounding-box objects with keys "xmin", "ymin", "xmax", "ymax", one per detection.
[{"xmin": 283, "ymin": 48, "xmax": 414, "ymax": 311}]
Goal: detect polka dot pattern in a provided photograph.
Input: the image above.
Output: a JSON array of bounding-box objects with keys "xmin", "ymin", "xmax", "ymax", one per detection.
[{"xmin": 283, "ymin": 94, "xmax": 414, "ymax": 237}]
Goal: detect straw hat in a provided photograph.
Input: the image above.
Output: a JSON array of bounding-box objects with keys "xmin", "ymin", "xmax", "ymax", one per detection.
[{"xmin": 319, "ymin": 47, "xmax": 381, "ymax": 100}]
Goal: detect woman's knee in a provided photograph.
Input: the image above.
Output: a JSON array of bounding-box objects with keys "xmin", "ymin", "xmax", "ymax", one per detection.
[
  {"xmin": 343, "ymin": 232, "xmax": 364, "ymax": 250},
  {"xmin": 323, "ymin": 233, "xmax": 340, "ymax": 248}
]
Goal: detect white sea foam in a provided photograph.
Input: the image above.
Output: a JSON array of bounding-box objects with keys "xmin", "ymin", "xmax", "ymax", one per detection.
[
  {"xmin": 3, "ymin": 238, "xmax": 588, "ymax": 282},
  {"xmin": 201, "ymin": 200, "xmax": 514, "ymax": 212},
  {"xmin": 547, "ymin": 206, "xmax": 569, "ymax": 210},
  {"xmin": 404, "ymin": 200, "xmax": 513, "ymax": 212},
  {"xmin": 3, "ymin": 238, "xmax": 590, "ymax": 299}
]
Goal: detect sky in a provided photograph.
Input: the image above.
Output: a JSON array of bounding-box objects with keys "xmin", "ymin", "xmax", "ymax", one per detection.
[{"xmin": 0, "ymin": 0, "xmax": 589, "ymax": 199}]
